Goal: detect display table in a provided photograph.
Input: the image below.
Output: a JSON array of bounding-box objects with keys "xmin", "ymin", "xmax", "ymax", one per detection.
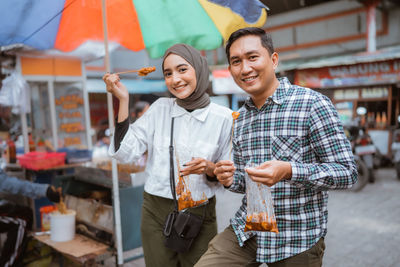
[{"xmin": 34, "ymin": 233, "xmax": 112, "ymax": 266}]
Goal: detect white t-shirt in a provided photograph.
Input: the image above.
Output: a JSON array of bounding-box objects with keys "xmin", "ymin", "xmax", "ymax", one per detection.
[{"xmin": 109, "ymin": 98, "xmax": 233, "ymax": 199}]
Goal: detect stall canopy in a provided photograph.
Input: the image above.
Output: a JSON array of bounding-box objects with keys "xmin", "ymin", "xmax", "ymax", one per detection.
[
  {"xmin": 276, "ymin": 45, "xmax": 400, "ymax": 88},
  {"xmin": 278, "ymin": 45, "xmax": 400, "ymax": 72},
  {"xmin": 0, "ymin": 0, "xmax": 268, "ymax": 59}
]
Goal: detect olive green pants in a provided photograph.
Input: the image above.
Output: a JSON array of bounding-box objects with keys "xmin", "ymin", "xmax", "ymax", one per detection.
[
  {"xmin": 141, "ymin": 191, "xmax": 217, "ymax": 267},
  {"xmin": 195, "ymin": 225, "xmax": 325, "ymax": 267}
]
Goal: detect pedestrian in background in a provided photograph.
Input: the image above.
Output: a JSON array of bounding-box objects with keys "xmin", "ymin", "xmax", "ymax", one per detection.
[
  {"xmin": 196, "ymin": 27, "xmax": 357, "ymax": 267},
  {"xmin": 130, "ymin": 100, "xmax": 150, "ymax": 122},
  {"xmin": 103, "ymin": 43, "xmax": 232, "ymax": 266},
  {"xmin": 129, "ymin": 100, "xmax": 150, "ymax": 185}
]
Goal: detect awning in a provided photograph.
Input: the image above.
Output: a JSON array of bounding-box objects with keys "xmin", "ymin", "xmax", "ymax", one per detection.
[
  {"xmin": 277, "ymin": 45, "xmax": 400, "ymax": 72},
  {"xmin": 86, "ymin": 78, "xmax": 167, "ymax": 94}
]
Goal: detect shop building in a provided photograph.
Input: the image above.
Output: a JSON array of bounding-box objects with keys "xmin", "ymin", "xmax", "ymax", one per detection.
[{"xmin": 292, "ymin": 48, "xmax": 400, "ymax": 156}]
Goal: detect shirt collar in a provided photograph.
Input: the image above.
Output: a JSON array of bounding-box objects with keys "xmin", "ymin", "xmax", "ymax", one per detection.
[
  {"xmin": 244, "ymin": 77, "xmax": 291, "ymax": 110},
  {"xmin": 171, "ymin": 100, "xmax": 210, "ymax": 122},
  {"xmin": 271, "ymin": 77, "xmax": 290, "ymax": 105}
]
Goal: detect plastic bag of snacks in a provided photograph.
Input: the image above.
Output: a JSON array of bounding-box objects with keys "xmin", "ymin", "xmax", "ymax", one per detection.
[
  {"xmin": 175, "ymin": 146, "xmax": 208, "ymax": 211},
  {"xmin": 244, "ymin": 163, "xmax": 279, "ymax": 233}
]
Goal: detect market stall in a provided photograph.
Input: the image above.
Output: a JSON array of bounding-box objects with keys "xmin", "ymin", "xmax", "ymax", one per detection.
[
  {"xmin": 294, "ymin": 56, "xmax": 400, "ymax": 156},
  {"xmin": 3, "ymin": 54, "xmax": 145, "ymax": 264},
  {"xmin": 17, "ymin": 55, "xmax": 92, "ymax": 152}
]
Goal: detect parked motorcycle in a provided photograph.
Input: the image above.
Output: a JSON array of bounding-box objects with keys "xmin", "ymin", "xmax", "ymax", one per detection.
[
  {"xmin": 354, "ymin": 128, "xmax": 376, "ymax": 183},
  {"xmin": 344, "ymin": 125, "xmax": 369, "ymax": 191},
  {"xmin": 351, "ymin": 154, "xmax": 370, "ymax": 192},
  {"xmin": 391, "ymin": 117, "xmax": 400, "ymax": 180}
]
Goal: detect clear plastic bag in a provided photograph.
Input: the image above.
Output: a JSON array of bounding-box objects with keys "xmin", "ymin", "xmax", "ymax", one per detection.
[
  {"xmin": 175, "ymin": 146, "xmax": 208, "ymax": 211},
  {"xmin": 0, "ymin": 71, "xmax": 31, "ymax": 114},
  {"xmin": 244, "ymin": 163, "xmax": 279, "ymax": 233}
]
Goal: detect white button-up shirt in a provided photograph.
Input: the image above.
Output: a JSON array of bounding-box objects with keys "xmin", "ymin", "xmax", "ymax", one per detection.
[{"xmin": 109, "ymin": 98, "xmax": 233, "ymax": 199}]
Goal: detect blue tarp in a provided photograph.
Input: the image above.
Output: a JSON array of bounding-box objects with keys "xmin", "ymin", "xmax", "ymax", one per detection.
[
  {"xmin": 86, "ymin": 79, "xmax": 167, "ymax": 94},
  {"xmin": 0, "ymin": 0, "xmax": 64, "ymax": 49}
]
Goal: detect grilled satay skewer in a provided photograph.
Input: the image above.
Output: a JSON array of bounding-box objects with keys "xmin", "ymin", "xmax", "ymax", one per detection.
[{"xmin": 114, "ymin": 66, "xmax": 156, "ymax": 76}]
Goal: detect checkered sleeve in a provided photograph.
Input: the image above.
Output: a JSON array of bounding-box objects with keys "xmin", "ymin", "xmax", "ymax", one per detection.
[
  {"xmin": 228, "ymin": 135, "xmax": 246, "ymax": 193},
  {"xmin": 290, "ymin": 94, "xmax": 357, "ymax": 190}
]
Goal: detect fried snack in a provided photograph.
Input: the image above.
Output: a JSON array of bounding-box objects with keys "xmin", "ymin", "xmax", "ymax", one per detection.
[
  {"xmin": 176, "ymin": 173, "xmax": 186, "ymax": 196},
  {"xmin": 175, "ymin": 167, "xmax": 207, "ymax": 210},
  {"xmin": 174, "ymin": 142, "xmax": 207, "ymax": 210},
  {"xmin": 178, "ymin": 191, "xmax": 207, "ymax": 211},
  {"xmin": 57, "ymin": 195, "xmax": 68, "ymax": 214},
  {"xmin": 137, "ymin": 66, "xmax": 156, "ymax": 76},
  {"xmin": 244, "ymin": 212, "xmax": 279, "ymax": 233},
  {"xmin": 232, "ymin": 111, "xmax": 240, "ymax": 120}
]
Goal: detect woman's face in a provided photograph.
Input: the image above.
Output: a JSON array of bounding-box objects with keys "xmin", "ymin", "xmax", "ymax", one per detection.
[{"xmin": 163, "ymin": 54, "xmax": 197, "ymax": 99}]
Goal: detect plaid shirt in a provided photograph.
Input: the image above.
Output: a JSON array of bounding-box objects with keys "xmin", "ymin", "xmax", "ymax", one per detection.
[{"xmin": 229, "ymin": 77, "xmax": 357, "ymax": 263}]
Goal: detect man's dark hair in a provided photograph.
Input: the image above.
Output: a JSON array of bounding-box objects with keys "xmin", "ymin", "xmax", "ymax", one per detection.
[{"xmin": 225, "ymin": 27, "xmax": 274, "ymax": 63}]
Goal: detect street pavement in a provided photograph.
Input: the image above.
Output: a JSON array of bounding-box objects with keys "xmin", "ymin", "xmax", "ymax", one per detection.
[
  {"xmin": 120, "ymin": 167, "xmax": 400, "ymax": 266},
  {"xmin": 323, "ymin": 167, "xmax": 400, "ymax": 267}
]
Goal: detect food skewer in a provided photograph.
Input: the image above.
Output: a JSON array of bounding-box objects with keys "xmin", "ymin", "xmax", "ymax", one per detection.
[
  {"xmin": 174, "ymin": 141, "xmax": 187, "ymax": 189},
  {"xmin": 114, "ymin": 66, "xmax": 156, "ymax": 76},
  {"xmin": 229, "ymin": 112, "xmax": 240, "ymax": 160}
]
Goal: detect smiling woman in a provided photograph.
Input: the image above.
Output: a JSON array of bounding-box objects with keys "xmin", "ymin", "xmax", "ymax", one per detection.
[
  {"xmin": 163, "ymin": 54, "xmax": 197, "ymax": 100},
  {"xmin": 103, "ymin": 43, "xmax": 233, "ymax": 266}
]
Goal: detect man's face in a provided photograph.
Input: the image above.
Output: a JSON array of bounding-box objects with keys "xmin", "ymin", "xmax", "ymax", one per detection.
[{"xmin": 228, "ymin": 35, "xmax": 278, "ymax": 97}]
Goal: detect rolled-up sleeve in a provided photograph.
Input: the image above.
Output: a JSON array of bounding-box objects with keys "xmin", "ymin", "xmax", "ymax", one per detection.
[{"xmin": 229, "ymin": 136, "xmax": 246, "ymax": 194}]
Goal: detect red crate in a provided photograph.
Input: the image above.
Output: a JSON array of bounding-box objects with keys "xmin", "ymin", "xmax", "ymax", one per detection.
[{"xmin": 17, "ymin": 152, "xmax": 66, "ymax": 171}]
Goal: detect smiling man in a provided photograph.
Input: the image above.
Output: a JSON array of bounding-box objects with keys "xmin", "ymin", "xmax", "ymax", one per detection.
[{"xmin": 195, "ymin": 28, "xmax": 357, "ymax": 267}]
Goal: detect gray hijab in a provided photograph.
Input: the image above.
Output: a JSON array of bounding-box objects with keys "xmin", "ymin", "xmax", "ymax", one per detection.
[{"xmin": 162, "ymin": 43, "xmax": 210, "ymax": 110}]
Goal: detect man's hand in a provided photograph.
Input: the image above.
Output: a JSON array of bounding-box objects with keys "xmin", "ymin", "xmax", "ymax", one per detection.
[
  {"xmin": 214, "ymin": 160, "xmax": 236, "ymax": 187},
  {"xmin": 246, "ymin": 160, "xmax": 292, "ymax": 187},
  {"xmin": 180, "ymin": 157, "xmax": 215, "ymax": 177},
  {"xmin": 46, "ymin": 186, "xmax": 62, "ymax": 203}
]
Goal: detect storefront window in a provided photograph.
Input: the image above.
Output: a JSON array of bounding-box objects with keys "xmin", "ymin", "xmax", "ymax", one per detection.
[
  {"xmin": 30, "ymin": 82, "xmax": 52, "ymax": 149},
  {"xmin": 335, "ymin": 101, "xmax": 353, "ymax": 125},
  {"xmin": 361, "ymin": 87, "xmax": 388, "ymax": 98},
  {"xmin": 334, "ymin": 89, "xmax": 358, "ymax": 100},
  {"xmin": 54, "ymin": 82, "xmax": 87, "ymax": 148}
]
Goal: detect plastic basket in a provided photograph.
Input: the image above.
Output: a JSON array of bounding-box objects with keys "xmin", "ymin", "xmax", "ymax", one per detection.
[{"xmin": 17, "ymin": 151, "xmax": 66, "ymax": 171}]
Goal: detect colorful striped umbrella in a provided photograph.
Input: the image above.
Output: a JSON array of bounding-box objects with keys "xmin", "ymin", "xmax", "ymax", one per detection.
[
  {"xmin": 1, "ymin": 0, "xmax": 268, "ymax": 58},
  {"xmin": 1, "ymin": 1, "xmax": 268, "ymax": 263}
]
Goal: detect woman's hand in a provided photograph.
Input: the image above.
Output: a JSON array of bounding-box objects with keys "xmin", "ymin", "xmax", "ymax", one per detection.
[
  {"xmin": 180, "ymin": 157, "xmax": 215, "ymax": 177},
  {"xmin": 103, "ymin": 73, "xmax": 130, "ymax": 122},
  {"xmin": 102, "ymin": 73, "xmax": 129, "ymax": 101}
]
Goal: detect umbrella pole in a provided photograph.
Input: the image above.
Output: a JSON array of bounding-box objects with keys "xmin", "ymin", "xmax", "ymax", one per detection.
[
  {"xmin": 101, "ymin": 0, "xmax": 124, "ymax": 265},
  {"xmin": 20, "ymin": 111, "xmax": 29, "ymax": 153}
]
